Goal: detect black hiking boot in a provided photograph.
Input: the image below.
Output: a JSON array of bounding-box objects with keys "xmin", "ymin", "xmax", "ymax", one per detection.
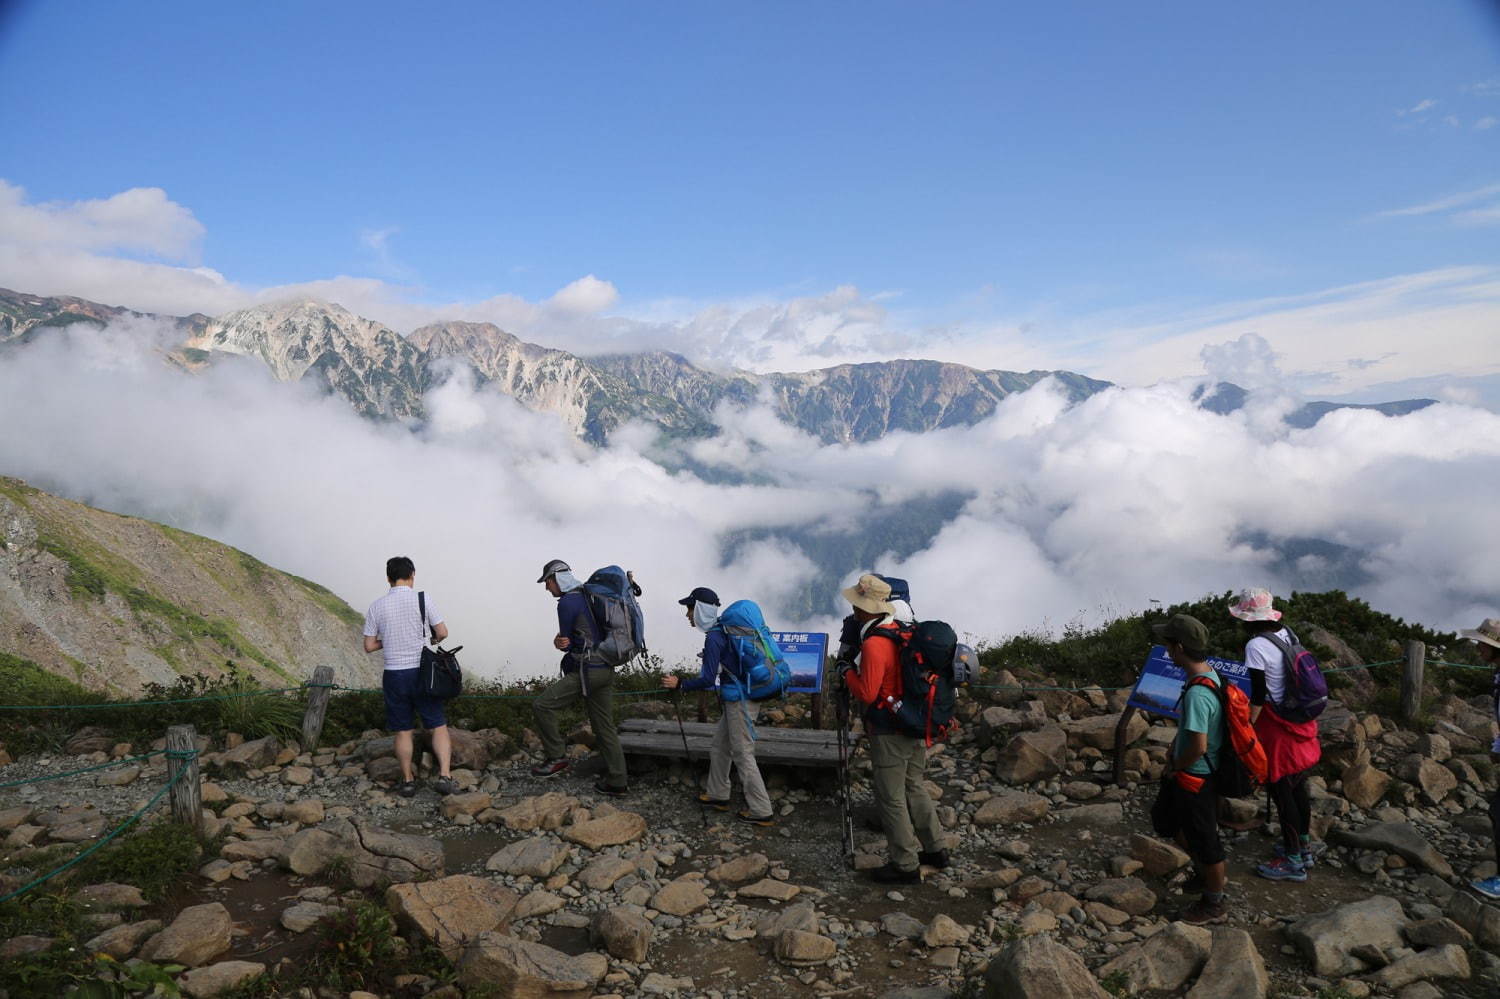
[
  {"xmin": 530, "ymin": 759, "xmax": 569, "ymax": 778},
  {"xmin": 593, "ymin": 779, "xmax": 628, "ymax": 797},
  {"xmin": 870, "ymin": 863, "xmax": 921, "ymax": 885},
  {"xmin": 918, "ymin": 849, "xmax": 950, "ymax": 869},
  {"xmin": 736, "ymin": 810, "xmax": 775, "ymax": 827},
  {"xmin": 1180, "ymin": 896, "xmax": 1228, "ymax": 925}
]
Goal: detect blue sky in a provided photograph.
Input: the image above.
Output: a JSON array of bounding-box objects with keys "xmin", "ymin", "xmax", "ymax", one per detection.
[{"xmin": 1, "ymin": 1, "xmax": 1498, "ymax": 396}]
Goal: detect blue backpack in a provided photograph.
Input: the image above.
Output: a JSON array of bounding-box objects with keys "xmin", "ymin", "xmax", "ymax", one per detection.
[
  {"xmin": 716, "ymin": 600, "xmax": 792, "ymax": 702},
  {"xmin": 582, "ymin": 566, "xmax": 646, "ymax": 667}
]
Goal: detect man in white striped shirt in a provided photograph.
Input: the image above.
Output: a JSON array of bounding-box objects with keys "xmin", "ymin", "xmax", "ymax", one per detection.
[{"xmin": 363, "ymin": 556, "xmax": 456, "ymax": 798}]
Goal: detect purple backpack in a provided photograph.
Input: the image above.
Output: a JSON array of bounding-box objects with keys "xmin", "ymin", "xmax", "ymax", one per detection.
[{"xmin": 1264, "ymin": 627, "xmax": 1328, "ymax": 722}]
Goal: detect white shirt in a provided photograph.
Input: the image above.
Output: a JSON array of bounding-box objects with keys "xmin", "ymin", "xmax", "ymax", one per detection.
[
  {"xmin": 363, "ymin": 586, "xmax": 443, "ymax": 672},
  {"xmin": 1245, "ymin": 628, "xmax": 1292, "ymax": 705}
]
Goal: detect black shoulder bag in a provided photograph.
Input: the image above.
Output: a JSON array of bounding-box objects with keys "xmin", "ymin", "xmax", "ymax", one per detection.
[{"xmin": 418, "ymin": 591, "xmax": 463, "ymax": 701}]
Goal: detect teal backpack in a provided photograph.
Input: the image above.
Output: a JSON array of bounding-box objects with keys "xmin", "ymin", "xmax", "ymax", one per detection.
[{"xmin": 716, "ymin": 600, "xmax": 792, "ymax": 703}]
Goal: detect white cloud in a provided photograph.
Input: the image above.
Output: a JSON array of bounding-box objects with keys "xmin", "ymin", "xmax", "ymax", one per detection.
[
  {"xmin": 2, "ymin": 323, "xmax": 1494, "ymax": 683},
  {"xmin": 547, "ymin": 274, "xmax": 619, "ymax": 315},
  {"xmin": 1397, "ymin": 98, "xmax": 1438, "ymax": 116},
  {"xmin": 1376, "ymin": 181, "xmax": 1500, "ymax": 218},
  {"xmin": 0, "ymin": 179, "xmax": 203, "ymax": 261},
  {"xmin": 1477, "ymin": 117, "xmax": 1498, "ymax": 131}
]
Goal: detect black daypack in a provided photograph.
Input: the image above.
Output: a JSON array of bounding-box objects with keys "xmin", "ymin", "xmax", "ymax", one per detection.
[
  {"xmin": 417, "ymin": 591, "xmax": 463, "ymax": 700},
  {"xmin": 870, "ymin": 620, "xmax": 963, "ymax": 745}
]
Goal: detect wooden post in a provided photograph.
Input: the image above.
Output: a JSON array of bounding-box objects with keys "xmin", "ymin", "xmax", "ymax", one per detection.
[
  {"xmin": 302, "ymin": 665, "xmax": 335, "ymax": 751},
  {"xmin": 166, "ymin": 724, "xmax": 202, "ymax": 834},
  {"xmin": 1401, "ymin": 640, "xmax": 1426, "ymax": 723},
  {"xmin": 811, "ymin": 692, "xmax": 824, "ymax": 730},
  {"xmin": 1111, "ymin": 705, "xmax": 1139, "ymax": 787},
  {"xmin": 696, "ymin": 690, "xmax": 708, "ymax": 724}
]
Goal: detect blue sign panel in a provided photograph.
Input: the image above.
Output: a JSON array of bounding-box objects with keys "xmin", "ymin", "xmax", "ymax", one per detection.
[
  {"xmin": 1126, "ymin": 646, "xmax": 1250, "ymax": 720},
  {"xmin": 771, "ymin": 632, "xmax": 828, "ymax": 694}
]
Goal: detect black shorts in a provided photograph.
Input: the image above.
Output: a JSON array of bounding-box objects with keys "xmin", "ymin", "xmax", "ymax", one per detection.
[{"xmin": 1153, "ymin": 775, "xmax": 1224, "ymax": 866}]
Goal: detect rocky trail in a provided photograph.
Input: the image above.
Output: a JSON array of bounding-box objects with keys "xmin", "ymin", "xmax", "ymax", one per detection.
[{"xmin": 4, "ymin": 677, "xmax": 1500, "ymax": 999}]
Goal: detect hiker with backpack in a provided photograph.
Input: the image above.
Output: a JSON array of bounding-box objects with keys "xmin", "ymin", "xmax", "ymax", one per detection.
[
  {"xmin": 529, "ymin": 558, "xmax": 633, "ymax": 796},
  {"xmin": 1459, "ymin": 617, "xmax": 1500, "ymax": 900},
  {"xmin": 362, "ymin": 556, "xmax": 458, "ymax": 798},
  {"xmin": 1231, "ymin": 587, "xmax": 1326, "ymax": 883},
  {"xmin": 838, "ymin": 573, "xmax": 949, "ymax": 884},
  {"xmin": 836, "ymin": 574, "xmax": 914, "ymax": 665},
  {"xmin": 659, "ymin": 586, "xmax": 777, "ymax": 826},
  {"xmin": 1150, "ymin": 613, "xmax": 1230, "ymax": 925}
]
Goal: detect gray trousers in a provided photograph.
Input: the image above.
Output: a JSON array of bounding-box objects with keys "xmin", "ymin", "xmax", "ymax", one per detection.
[
  {"xmin": 533, "ymin": 667, "xmax": 627, "ymax": 785},
  {"xmin": 706, "ymin": 699, "xmax": 772, "ymax": 817},
  {"xmin": 869, "ymin": 732, "xmax": 943, "ymax": 871}
]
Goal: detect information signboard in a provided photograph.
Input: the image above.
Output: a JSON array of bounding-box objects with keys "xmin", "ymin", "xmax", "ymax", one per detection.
[
  {"xmin": 770, "ymin": 631, "xmax": 828, "ymax": 694},
  {"xmin": 1125, "ymin": 646, "xmax": 1250, "ymax": 720}
]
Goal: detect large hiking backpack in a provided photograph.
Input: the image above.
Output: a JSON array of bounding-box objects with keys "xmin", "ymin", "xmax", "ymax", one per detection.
[
  {"xmin": 1262, "ymin": 627, "xmax": 1329, "ymax": 723},
  {"xmin": 1186, "ymin": 672, "xmax": 1269, "ymax": 797},
  {"xmin": 870, "ymin": 620, "xmax": 963, "ymax": 746},
  {"xmin": 717, "ymin": 599, "xmax": 792, "ymax": 702},
  {"xmin": 581, "ymin": 565, "xmax": 646, "ymax": 667}
]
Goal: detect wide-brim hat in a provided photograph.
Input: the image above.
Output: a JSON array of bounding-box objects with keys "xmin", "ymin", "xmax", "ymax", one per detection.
[
  {"xmin": 1460, "ymin": 618, "xmax": 1500, "ymax": 650},
  {"xmin": 842, "ymin": 573, "xmax": 895, "ymax": 615},
  {"xmin": 1228, "ymin": 587, "xmax": 1282, "ymax": 622}
]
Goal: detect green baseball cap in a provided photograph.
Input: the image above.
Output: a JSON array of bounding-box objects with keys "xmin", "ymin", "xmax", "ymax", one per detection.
[{"xmin": 1152, "ymin": 613, "xmax": 1209, "ymax": 655}]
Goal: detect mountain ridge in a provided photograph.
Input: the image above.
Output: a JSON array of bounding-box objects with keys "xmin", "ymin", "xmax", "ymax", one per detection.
[{"xmin": 0, "ymin": 287, "xmax": 1439, "ymax": 444}]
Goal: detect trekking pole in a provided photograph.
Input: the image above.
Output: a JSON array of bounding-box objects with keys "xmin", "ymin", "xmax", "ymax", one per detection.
[
  {"xmin": 836, "ymin": 683, "xmax": 855, "ymax": 865},
  {"xmin": 673, "ymin": 688, "xmax": 708, "ymax": 829}
]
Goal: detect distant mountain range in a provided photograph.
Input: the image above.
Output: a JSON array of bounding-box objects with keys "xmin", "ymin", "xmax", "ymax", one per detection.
[{"xmin": 0, "ymin": 287, "xmax": 1436, "ymax": 444}]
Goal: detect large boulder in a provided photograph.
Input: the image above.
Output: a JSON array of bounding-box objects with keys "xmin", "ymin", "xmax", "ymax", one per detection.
[
  {"xmin": 1398, "ymin": 755, "xmax": 1458, "ymax": 805},
  {"xmin": 278, "ymin": 819, "xmax": 443, "ymax": 887},
  {"xmin": 708, "ymin": 852, "xmax": 769, "ymax": 884},
  {"xmin": 85, "ymin": 919, "xmax": 163, "ymax": 960},
  {"xmin": 1444, "ymin": 891, "xmax": 1500, "ymax": 951},
  {"xmin": 776, "ymin": 929, "xmax": 837, "ymax": 966},
  {"xmin": 983, "ymin": 934, "xmax": 1109, "ymax": 998},
  {"xmin": 974, "ymin": 791, "xmax": 1050, "ymax": 826},
  {"xmin": 577, "ymin": 855, "xmax": 636, "ymax": 891},
  {"xmin": 386, "ymin": 875, "xmax": 520, "ymax": 960},
  {"xmin": 979, "ymin": 702, "xmax": 1050, "ymax": 743},
  {"xmin": 995, "ymin": 725, "xmax": 1068, "ymax": 784},
  {"xmin": 138, "ymin": 902, "xmax": 232, "ymax": 968},
  {"xmin": 1287, "ymin": 895, "xmax": 1408, "ymax": 977},
  {"xmin": 1330, "ymin": 823, "xmax": 1453, "ymax": 877},
  {"xmin": 1096, "ymin": 921, "xmax": 1210, "ymax": 994},
  {"xmin": 484, "ymin": 836, "xmax": 571, "ymax": 878},
  {"xmin": 651, "ymin": 876, "xmax": 710, "ymax": 917},
  {"xmin": 178, "ymin": 961, "xmax": 265, "ymax": 997},
  {"xmin": 1367, "ymin": 944, "xmax": 1470, "ymax": 990},
  {"xmin": 1185, "ymin": 927, "xmax": 1267, "ymax": 999},
  {"xmin": 562, "ymin": 811, "xmax": 647, "ymax": 850},
  {"xmin": 1064, "ymin": 713, "xmax": 1146, "ymax": 751},
  {"xmin": 1084, "ymin": 878, "xmax": 1157, "ymax": 917},
  {"xmin": 1340, "ymin": 762, "xmax": 1391, "ymax": 810},
  {"xmin": 216, "ymin": 736, "xmax": 281, "ymax": 772},
  {"xmin": 495, "ymin": 793, "xmax": 579, "ymax": 832},
  {"xmin": 1128, "ymin": 834, "xmax": 1190, "ymax": 876},
  {"xmin": 590, "ymin": 907, "xmax": 653, "ymax": 962},
  {"xmin": 457, "ymin": 932, "xmax": 608, "ymax": 998}
]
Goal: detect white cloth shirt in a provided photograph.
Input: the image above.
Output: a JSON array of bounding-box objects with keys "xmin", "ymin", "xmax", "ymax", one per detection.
[
  {"xmin": 1245, "ymin": 627, "xmax": 1292, "ymax": 705},
  {"xmin": 363, "ymin": 586, "xmax": 443, "ymax": 672}
]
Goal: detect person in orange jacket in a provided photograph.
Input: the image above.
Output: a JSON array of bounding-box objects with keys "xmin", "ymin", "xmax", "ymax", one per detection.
[{"xmin": 838, "ymin": 573, "xmax": 946, "ymax": 883}]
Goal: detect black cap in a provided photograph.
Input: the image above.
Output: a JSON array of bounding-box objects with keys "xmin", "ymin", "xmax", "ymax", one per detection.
[
  {"xmin": 537, "ymin": 559, "xmax": 570, "ymax": 583},
  {"xmin": 677, "ymin": 586, "xmax": 720, "ymax": 608}
]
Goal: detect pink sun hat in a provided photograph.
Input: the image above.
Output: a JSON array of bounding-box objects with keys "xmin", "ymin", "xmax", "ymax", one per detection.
[{"xmin": 1228, "ymin": 587, "xmax": 1282, "ymax": 622}]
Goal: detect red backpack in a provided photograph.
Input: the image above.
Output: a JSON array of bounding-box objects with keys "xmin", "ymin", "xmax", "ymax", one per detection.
[{"xmin": 1186, "ymin": 672, "xmax": 1269, "ymax": 795}]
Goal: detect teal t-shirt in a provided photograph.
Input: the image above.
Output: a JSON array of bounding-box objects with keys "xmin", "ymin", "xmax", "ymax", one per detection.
[{"xmin": 1173, "ymin": 670, "xmax": 1225, "ymax": 776}]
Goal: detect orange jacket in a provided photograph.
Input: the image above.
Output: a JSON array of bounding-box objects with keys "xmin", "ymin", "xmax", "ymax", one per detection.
[{"xmin": 845, "ymin": 620, "xmax": 902, "ymax": 711}]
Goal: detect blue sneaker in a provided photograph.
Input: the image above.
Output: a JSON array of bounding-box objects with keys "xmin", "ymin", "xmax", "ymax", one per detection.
[
  {"xmin": 1275, "ymin": 840, "xmax": 1328, "ymax": 868},
  {"xmin": 1256, "ymin": 856, "xmax": 1308, "ymax": 882},
  {"xmin": 1471, "ymin": 876, "xmax": 1500, "ymax": 900}
]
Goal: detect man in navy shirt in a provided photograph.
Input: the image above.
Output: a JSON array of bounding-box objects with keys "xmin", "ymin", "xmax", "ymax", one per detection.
[
  {"xmin": 661, "ymin": 586, "xmax": 774, "ymax": 824},
  {"xmin": 530, "ymin": 559, "xmax": 628, "ymax": 795}
]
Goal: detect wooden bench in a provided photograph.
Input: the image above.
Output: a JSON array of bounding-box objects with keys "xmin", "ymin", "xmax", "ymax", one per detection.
[{"xmin": 617, "ymin": 718, "xmax": 854, "ymax": 768}]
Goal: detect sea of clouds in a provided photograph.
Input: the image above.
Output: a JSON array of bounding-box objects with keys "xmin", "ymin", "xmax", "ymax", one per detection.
[{"xmin": 1, "ymin": 319, "xmax": 1498, "ymax": 681}]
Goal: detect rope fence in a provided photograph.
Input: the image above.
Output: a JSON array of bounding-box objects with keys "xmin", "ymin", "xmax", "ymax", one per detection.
[{"xmin": 0, "ymin": 749, "xmax": 194, "ymax": 905}]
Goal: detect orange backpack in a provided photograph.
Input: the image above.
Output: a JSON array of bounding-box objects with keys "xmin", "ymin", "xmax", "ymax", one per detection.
[{"xmin": 1186, "ymin": 672, "xmax": 1269, "ymax": 795}]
